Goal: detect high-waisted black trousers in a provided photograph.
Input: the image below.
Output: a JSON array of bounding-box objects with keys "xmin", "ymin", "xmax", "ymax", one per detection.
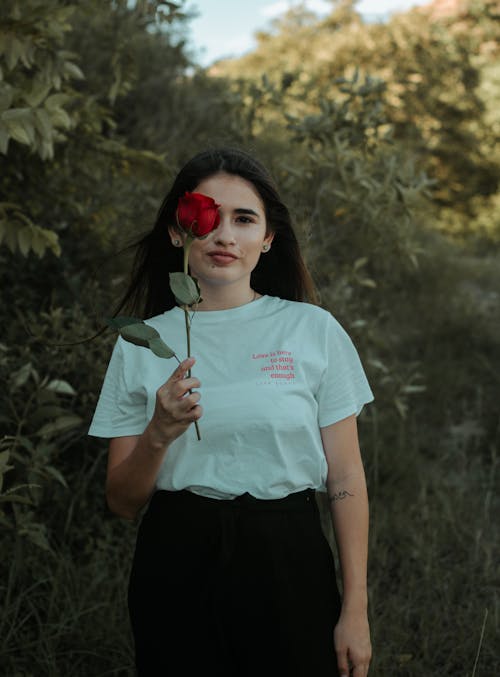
[{"xmin": 128, "ymin": 489, "xmax": 341, "ymax": 676}]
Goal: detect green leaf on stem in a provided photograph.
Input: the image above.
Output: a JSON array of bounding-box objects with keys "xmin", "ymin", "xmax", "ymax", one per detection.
[
  {"xmin": 120, "ymin": 322, "xmax": 159, "ymax": 346},
  {"xmin": 106, "ymin": 317, "xmax": 176, "ymax": 359},
  {"xmin": 106, "ymin": 316, "xmax": 142, "ymax": 329},
  {"xmin": 169, "ymin": 272, "xmax": 201, "ymax": 306},
  {"xmin": 149, "ymin": 336, "xmax": 176, "ymax": 358}
]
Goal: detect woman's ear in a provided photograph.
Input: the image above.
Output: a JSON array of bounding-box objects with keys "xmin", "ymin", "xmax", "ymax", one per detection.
[
  {"xmin": 263, "ymin": 231, "xmax": 275, "ymax": 249},
  {"xmin": 168, "ymin": 225, "xmax": 185, "ymax": 247}
]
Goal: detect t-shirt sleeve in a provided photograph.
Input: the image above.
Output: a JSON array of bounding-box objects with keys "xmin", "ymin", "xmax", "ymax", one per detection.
[
  {"xmin": 316, "ymin": 314, "xmax": 374, "ymax": 427},
  {"xmin": 88, "ymin": 338, "xmax": 149, "ymax": 438}
]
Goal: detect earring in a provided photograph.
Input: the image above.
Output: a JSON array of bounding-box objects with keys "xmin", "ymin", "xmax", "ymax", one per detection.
[
  {"xmin": 173, "ymin": 239, "xmax": 181, "ymax": 246},
  {"xmin": 262, "ymin": 244, "xmax": 270, "ymax": 252}
]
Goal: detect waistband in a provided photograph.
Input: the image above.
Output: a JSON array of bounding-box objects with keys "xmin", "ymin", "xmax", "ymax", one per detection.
[{"xmin": 150, "ymin": 488, "xmax": 316, "ymax": 512}]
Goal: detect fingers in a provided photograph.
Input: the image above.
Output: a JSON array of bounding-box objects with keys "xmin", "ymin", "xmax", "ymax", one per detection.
[
  {"xmin": 337, "ymin": 649, "xmax": 349, "ymax": 677},
  {"xmin": 338, "ymin": 660, "xmax": 370, "ymax": 677},
  {"xmin": 168, "ymin": 356, "xmax": 197, "ymax": 384},
  {"xmin": 154, "ymin": 356, "xmax": 202, "ymax": 426},
  {"xmin": 164, "ymin": 376, "xmax": 200, "ymax": 398},
  {"xmin": 188, "ymin": 403, "xmax": 203, "ymax": 422},
  {"xmin": 337, "ymin": 650, "xmax": 370, "ymax": 677},
  {"xmin": 157, "ymin": 381, "xmax": 201, "ymax": 409},
  {"xmin": 184, "ymin": 390, "xmax": 201, "ymax": 409},
  {"xmin": 160, "ymin": 357, "xmax": 201, "ymax": 397}
]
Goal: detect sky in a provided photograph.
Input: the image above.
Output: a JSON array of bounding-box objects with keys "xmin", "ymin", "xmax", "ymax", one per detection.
[{"xmin": 185, "ymin": 0, "xmax": 429, "ymax": 66}]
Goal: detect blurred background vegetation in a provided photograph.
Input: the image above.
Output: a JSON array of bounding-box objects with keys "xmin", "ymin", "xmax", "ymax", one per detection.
[{"xmin": 0, "ymin": 0, "xmax": 498, "ymax": 674}]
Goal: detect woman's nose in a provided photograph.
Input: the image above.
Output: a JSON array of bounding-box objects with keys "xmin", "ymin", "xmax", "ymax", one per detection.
[{"xmin": 214, "ymin": 215, "xmax": 236, "ymax": 244}]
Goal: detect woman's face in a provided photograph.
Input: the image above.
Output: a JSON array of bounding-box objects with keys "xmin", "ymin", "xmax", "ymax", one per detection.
[{"xmin": 173, "ymin": 172, "xmax": 274, "ymax": 294}]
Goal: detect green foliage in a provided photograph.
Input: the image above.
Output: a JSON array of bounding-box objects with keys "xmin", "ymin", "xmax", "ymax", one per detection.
[
  {"xmin": 0, "ymin": 303, "xmax": 135, "ymax": 675},
  {"xmin": 0, "ymin": 0, "xmax": 85, "ymax": 257},
  {"xmin": 0, "ymin": 0, "xmax": 181, "ymax": 261},
  {"xmin": 0, "ymin": 201, "xmax": 61, "ymax": 256},
  {"xmin": 0, "ymin": 2, "xmax": 83, "ymax": 160}
]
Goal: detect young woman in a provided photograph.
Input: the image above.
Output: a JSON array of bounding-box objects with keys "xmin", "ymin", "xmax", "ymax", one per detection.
[{"xmin": 89, "ymin": 148, "xmax": 373, "ymax": 677}]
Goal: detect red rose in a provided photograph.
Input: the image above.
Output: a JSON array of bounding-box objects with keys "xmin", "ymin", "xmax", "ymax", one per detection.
[{"xmin": 176, "ymin": 192, "xmax": 220, "ymax": 238}]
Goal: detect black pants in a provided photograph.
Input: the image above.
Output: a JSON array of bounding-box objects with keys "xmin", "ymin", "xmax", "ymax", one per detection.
[{"xmin": 128, "ymin": 489, "xmax": 341, "ymax": 676}]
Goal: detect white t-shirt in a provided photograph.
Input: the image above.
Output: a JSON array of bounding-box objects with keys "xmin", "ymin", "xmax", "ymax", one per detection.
[{"xmin": 89, "ymin": 295, "xmax": 374, "ymax": 499}]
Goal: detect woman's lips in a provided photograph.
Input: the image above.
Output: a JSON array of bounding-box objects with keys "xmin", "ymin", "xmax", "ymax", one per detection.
[{"xmin": 208, "ymin": 252, "xmax": 238, "ymax": 265}]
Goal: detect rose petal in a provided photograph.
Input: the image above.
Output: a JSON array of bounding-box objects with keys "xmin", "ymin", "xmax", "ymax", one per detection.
[{"xmin": 176, "ymin": 192, "xmax": 220, "ymax": 237}]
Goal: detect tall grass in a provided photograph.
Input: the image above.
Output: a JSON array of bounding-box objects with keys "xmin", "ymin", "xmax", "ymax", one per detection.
[
  {"xmin": 0, "ymin": 453, "xmax": 136, "ymax": 676},
  {"xmin": 363, "ymin": 407, "xmax": 499, "ymax": 676}
]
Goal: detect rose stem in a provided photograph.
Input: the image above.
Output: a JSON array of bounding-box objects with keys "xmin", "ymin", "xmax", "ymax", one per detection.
[{"xmin": 183, "ymin": 237, "xmax": 201, "ymax": 441}]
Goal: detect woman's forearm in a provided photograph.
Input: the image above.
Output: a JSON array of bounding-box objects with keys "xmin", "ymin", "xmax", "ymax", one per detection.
[
  {"xmin": 328, "ymin": 468, "xmax": 369, "ymax": 610},
  {"xmin": 106, "ymin": 423, "xmax": 172, "ymax": 520}
]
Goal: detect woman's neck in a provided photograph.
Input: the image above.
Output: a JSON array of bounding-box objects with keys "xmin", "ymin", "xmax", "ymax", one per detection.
[{"xmin": 195, "ymin": 285, "xmax": 260, "ymax": 311}]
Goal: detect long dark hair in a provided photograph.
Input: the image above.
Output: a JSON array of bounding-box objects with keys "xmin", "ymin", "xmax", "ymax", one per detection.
[{"xmin": 117, "ymin": 147, "xmax": 318, "ymax": 318}]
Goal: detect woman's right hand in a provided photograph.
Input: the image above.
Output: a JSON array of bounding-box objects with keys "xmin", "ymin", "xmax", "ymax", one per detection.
[
  {"xmin": 149, "ymin": 357, "xmax": 202, "ymax": 446},
  {"xmin": 106, "ymin": 357, "xmax": 201, "ymax": 519}
]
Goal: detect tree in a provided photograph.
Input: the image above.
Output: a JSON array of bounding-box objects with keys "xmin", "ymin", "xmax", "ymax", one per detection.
[
  {"xmin": 0, "ymin": 0, "xmax": 187, "ymax": 259},
  {"xmin": 214, "ymin": 0, "xmax": 500, "ymax": 236}
]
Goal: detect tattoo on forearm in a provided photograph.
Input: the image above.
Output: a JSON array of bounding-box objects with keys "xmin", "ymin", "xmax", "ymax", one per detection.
[{"xmin": 329, "ymin": 490, "xmax": 354, "ymax": 503}]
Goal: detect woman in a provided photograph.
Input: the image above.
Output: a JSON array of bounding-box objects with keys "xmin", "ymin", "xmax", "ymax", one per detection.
[{"xmin": 89, "ymin": 148, "xmax": 373, "ymax": 676}]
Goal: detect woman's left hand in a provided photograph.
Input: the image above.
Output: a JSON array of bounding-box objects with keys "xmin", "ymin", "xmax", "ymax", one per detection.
[{"xmin": 333, "ymin": 608, "xmax": 372, "ymax": 676}]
